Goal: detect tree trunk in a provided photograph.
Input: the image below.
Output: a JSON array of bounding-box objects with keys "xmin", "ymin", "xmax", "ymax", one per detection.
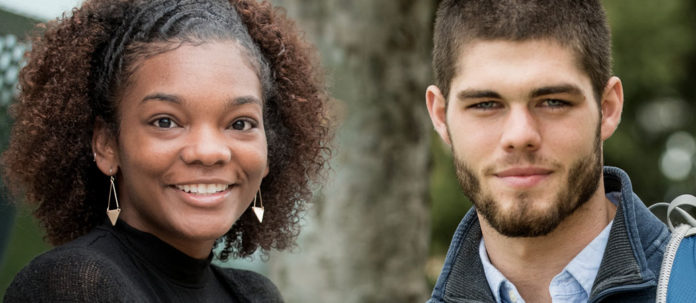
[{"xmin": 269, "ymin": 1, "xmax": 435, "ymax": 302}]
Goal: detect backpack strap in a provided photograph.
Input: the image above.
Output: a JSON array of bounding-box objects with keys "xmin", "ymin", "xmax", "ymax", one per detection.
[{"xmin": 650, "ymin": 194, "xmax": 696, "ymax": 303}]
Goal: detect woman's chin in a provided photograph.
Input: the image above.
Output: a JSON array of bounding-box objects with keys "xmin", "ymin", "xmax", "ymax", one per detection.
[{"xmin": 179, "ymin": 221, "xmax": 234, "ymax": 242}]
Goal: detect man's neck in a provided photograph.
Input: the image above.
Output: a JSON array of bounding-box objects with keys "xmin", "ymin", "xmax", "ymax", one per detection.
[{"xmin": 478, "ymin": 180, "xmax": 617, "ymax": 303}]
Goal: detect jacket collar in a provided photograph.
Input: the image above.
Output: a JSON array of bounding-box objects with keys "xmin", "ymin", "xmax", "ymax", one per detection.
[
  {"xmin": 589, "ymin": 167, "xmax": 660, "ymax": 300},
  {"xmin": 441, "ymin": 210, "xmax": 494, "ymax": 302},
  {"xmin": 435, "ymin": 167, "xmax": 659, "ymax": 302}
]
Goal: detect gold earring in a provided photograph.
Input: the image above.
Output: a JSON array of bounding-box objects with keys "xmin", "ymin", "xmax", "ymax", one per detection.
[
  {"xmin": 106, "ymin": 169, "xmax": 121, "ymax": 226},
  {"xmin": 252, "ymin": 190, "xmax": 264, "ymax": 223}
]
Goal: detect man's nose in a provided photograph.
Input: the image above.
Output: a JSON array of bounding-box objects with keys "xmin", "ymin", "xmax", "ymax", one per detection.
[{"xmin": 499, "ymin": 107, "xmax": 541, "ymax": 152}]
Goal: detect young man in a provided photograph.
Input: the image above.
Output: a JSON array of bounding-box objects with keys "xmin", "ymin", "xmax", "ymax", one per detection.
[{"xmin": 425, "ymin": 1, "xmax": 670, "ymax": 302}]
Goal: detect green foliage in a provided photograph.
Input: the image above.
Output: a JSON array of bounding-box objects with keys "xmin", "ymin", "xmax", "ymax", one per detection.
[
  {"xmin": 604, "ymin": 0, "xmax": 696, "ymax": 203},
  {"xmin": 0, "ymin": 32, "xmax": 43, "ymax": 298}
]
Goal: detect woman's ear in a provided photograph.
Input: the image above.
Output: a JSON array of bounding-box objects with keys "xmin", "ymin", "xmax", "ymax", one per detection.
[{"xmin": 92, "ymin": 118, "xmax": 120, "ymax": 175}]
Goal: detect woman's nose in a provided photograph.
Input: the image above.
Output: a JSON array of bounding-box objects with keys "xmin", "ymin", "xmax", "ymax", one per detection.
[{"xmin": 179, "ymin": 126, "xmax": 232, "ymax": 166}]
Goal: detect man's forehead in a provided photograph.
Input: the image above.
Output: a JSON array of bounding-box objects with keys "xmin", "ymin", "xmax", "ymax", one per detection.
[
  {"xmin": 449, "ymin": 39, "xmax": 593, "ymax": 98},
  {"xmin": 453, "ymin": 38, "xmax": 579, "ymax": 72}
]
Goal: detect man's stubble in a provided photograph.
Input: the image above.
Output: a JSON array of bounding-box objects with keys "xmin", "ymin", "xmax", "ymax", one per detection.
[{"xmin": 452, "ymin": 126, "xmax": 602, "ymax": 237}]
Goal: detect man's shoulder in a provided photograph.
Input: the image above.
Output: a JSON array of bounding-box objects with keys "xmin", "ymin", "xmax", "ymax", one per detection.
[
  {"xmin": 429, "ymin": 207, "xmax": 493, "ymax": 302},
  {"xmin": 213, "ymin": 266, "xmax": 284, "ymax": 302}
]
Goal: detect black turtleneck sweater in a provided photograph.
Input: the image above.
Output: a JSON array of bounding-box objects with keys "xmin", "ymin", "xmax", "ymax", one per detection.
[{"xmin": 4, "ymin": 221, "xmax": 283, "ymax": 302}]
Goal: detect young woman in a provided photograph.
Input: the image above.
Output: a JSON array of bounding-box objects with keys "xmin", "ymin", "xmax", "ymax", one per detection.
[{"xmin": 3, "ymin": 0, "xmax": 329, "ymax": 301}]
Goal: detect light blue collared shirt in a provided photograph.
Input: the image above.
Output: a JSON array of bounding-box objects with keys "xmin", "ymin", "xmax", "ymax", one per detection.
[{"xmin": 479, "ymin": 220, "xmax": 613, "ymax": 303}]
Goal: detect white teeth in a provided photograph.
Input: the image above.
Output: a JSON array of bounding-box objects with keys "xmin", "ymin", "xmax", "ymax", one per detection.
[{"xmin": 176, "ymin": 184, "xmax": 229, "ymax": 194}]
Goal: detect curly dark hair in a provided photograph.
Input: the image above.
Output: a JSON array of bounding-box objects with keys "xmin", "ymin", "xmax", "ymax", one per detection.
[{"xmin": 2, "ymin": 0, "xmax": 330, "ymax": 259}]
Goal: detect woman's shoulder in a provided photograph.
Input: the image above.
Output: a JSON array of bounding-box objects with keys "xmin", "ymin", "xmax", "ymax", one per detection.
[
  {"xmin": 4, "ymin": 229, "xmax": 138, "ymax": 302},
  {"xmin": 213, "ymin": 266, "xmax": 284, "ymax": 302}
]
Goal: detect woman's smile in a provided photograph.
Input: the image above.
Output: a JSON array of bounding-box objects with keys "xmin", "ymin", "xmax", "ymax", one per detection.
[
  {"xmin": 175, "ymin": 183, "xmax": 230, "ymax": 195},
  {"xmin": 169, "ymin": 183, "xmax": 235, "ymax": 208}
]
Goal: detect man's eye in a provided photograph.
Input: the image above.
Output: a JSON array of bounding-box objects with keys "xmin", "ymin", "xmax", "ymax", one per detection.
[
  {"xmin": 231, "ymin": 119, "xmax": 254, "ymax": 131},
  {"xmin": 152, "ymin": 117, "xmax": 178, "ymax": 128},
  {"xmin": 543, "ymin": 99, "xmax": 570, "ymax": 108},
  {"xmin": 470, "ymin": 101, "xmax": 500, "ymax": 110}
]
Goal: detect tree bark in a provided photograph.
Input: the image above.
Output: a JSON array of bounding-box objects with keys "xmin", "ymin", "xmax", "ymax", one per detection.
[{"xmin": 270, "ymin": 1, "xmax": 435, "ymax": 302}]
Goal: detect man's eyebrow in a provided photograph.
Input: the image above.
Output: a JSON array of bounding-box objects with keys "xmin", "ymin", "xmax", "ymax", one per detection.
[
  {"xmin": 530, "ymin": 85, "xmax": 583, "ymax": 98},
  {"xmin": 455, "ymin": 89, "xmax": 502, "ymax": 100}
]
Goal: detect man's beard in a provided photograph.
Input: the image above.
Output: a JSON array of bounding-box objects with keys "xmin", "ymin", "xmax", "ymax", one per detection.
[{"xmin": 453, "ymin": 130, "xmax": 602, "ymax": 237}]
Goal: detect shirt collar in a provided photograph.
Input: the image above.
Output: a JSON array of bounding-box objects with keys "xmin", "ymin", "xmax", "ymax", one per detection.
[
  {"xmin": 478, "ymin": 212, "xmax": 615, "ymax": 302},
  {"xmin": 562, "ymin": 220, "xmax": 613, "ymax": 297},
  {"xmin": 479, "ymin": 240, "xmax": 518, "ymax": 303}
]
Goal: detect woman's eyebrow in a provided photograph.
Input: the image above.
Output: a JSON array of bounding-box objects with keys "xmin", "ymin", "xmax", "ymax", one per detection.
[
  {"xmin": 141, "ymin": 93, "xmax": 181, "ymax": 104},
  {"xmin": 231, "ymin": 95, "xmax": 262, "ymax": 106},
  {"xmin": 140, "ymin": 94, "xmax": 261, "ymax": 107}
]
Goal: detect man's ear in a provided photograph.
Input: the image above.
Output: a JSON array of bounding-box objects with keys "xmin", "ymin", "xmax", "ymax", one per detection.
[
  {"xmin": 426, "ymin": 85, "xmax": 451, "ymax": 145},
  {"xmin": 92, "ymin": 118, "xmax": 120, "ymax": 175},
  {"xmin": 599, "ymin": 76, "xmax": 624, "ymax": 141}
]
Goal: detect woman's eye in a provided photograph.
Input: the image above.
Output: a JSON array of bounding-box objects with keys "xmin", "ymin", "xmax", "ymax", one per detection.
[
  {"xmin": 152, "ymin": 117, "xmax": 178, "ymax": 129},
  {"xmin": 230, "ymin": 119, "xmax": 254, "ymax": 131}
]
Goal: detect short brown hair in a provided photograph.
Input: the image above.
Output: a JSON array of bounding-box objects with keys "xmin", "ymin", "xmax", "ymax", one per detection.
[
  {"xmin": 2, "ymin": 0, "xmax": 330, "ymax": 259},
  {"xmin": 433, "ymin": 0, "xmax": 612, "ymax": 102}
]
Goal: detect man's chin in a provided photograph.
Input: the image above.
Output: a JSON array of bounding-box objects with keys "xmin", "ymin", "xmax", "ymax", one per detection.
[
  {"xmin": 476, "ymin": 200, "xmax": 565, "ymax": 238},
  {"xmin": 486, "ymin": 215, "xmax": 563, "ymax": 238}
]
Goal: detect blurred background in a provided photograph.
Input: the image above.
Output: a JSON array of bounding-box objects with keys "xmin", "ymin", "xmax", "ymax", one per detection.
[{"xmin": 1, "ymin": 0, "xmax": 695, "ymax": 301}]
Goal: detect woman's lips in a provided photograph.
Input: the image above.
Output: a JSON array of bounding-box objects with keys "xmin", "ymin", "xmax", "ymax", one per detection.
[
  {"xmin": 175, "ymin": 183, "xmax": 230, "ymax": 195},
  {"xmin": 171, "ymin": 184, "xmax": 234, "ymax": 207}
]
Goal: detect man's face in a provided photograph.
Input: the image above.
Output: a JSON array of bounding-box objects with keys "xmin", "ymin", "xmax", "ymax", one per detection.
[{"xmin": 427, "ymin": 39, "xmax": 620, "ymax": 237}]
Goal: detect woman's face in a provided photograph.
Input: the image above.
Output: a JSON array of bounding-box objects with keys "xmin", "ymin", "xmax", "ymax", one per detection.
[{"xmin": 97, "ymin": 41, "xmax": 268, "ymax": 258}]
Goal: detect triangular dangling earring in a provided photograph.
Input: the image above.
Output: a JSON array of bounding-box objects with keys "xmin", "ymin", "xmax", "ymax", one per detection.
[
  {"xmin": 252, "ymin": 190, "xmax": 264, "ymax": 223},
  {"xmin": 106, "ymin": 173, "xmax": 121, "ymax": 226}
]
